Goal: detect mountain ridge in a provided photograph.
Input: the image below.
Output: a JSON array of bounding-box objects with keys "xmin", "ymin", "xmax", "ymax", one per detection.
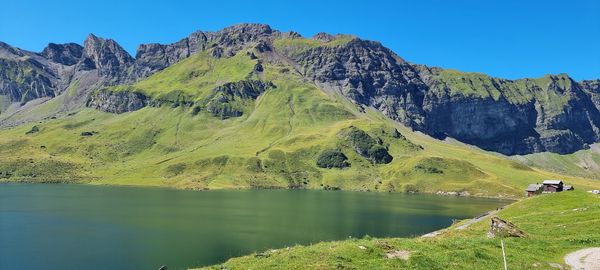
[
  {"xmin": 1, "ymin": 23, "xmax": 600, "ymax": 197},
  {"xmin": 1, "ymin": 23, "xmax": 599, "ymax": 156}
]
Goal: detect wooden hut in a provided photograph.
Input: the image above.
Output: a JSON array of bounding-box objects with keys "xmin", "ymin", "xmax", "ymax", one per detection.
[
  {"xmin": 525, "ymin": 183, "xmax": 543, "ymax": 197},
  {"xmin": 542, "ymin": 180, "xmax": 564, "ymax": 193}
]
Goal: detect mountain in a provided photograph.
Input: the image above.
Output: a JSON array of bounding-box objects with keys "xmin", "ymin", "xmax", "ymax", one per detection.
[{"xmin": 0, "ymin": 23, "xmax": 598, "ymax": 196}]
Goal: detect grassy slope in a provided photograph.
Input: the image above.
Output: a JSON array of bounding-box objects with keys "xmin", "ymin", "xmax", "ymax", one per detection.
[
  {"xmin": 513, "ymin": 143, "xmax": 600, "ymax": 178},
  {"xmin": 197, "ymin": 190, "xmax": 600, "ymax": 270},
  {"xmin": 0, "ymin": 37, "xmax": 598, "ymax": 198}
]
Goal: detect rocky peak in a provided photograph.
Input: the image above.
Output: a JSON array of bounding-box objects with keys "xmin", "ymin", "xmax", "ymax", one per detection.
[
  {"xmin": 207, "ymin": 23, "xmax": 275, "ymax": 50},
  {"xmin": 312, "ymin": 32, "xmax": 335, "ymax": 42},
  {"xmin": 215, "ymin": 23, "xmax": 273, "ymax": 38},
  {"xmin": 290, "ymin": 36, "xmax": 420, "ymax": 100},
  {"xmin": 284, "ymin": 36, "xmax": 427, "ymax": 128},
  {"xmin": 0, "ymin": 41, "xmax": 26, "ymax": 59},
  {"xmin": 133, "ymin": 31, "xmax": 209, "ymax": 79},
  {"xmin": 581, "ymin": 79, "xmax": 600, "ymax": 93},
  {"xmin": 41, "ymin": 43, "xmax": 83, "ymax": 65},
  {"xmin": 132, "ymin": 24, "xmax": 275, "ymax": 80},
  {"xmin": 83, "ymin": 34, "xmax": 134, "ymax": 78}
]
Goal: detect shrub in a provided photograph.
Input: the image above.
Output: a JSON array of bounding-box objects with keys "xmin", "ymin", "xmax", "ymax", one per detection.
[
  {"xmin": 404, "ymin": 184, "xmax": 420, "ymax": 193},
  {"xmin": 367, "ymin": 145, "xmax": 393, "ymax": 164},
  {"xmin": 26, "ymin": 125, "xmax": 40, "ymax": 135},
  {"xmin": 344, "ymin": 127, "xmax": 376, "ymax": 156},
  {"xmin": 340, "ymin": 127, "xmax": 393, "ymax": 164},
  {"xmin": 246, "ymin": 157, "xmax": 263, "ymax": 172},
  {"xmin": 414, "ymin": 164, "xmax": 444, "ymax": 174},
  {"xmin": 165, "ymin": 163, "xmax": 186, "ymax": 177},
  {"xmin": 316, "ymin": 149, "xmax": 350, "ymax": 169}
]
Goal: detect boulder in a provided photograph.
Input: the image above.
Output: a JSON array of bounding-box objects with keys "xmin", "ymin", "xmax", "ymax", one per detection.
[{"xmin": 489, "ymin": 216, "xmax": 526, "ymax": 238}]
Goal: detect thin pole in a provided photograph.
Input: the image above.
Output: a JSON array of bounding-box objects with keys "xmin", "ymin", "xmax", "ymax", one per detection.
[{"xmin": 501, "ymin": 239, "xmax": 507, "ymax": 270}]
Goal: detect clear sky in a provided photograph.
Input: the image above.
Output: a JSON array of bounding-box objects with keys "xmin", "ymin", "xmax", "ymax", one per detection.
[{"xmin": 0, "ymin": 0, "xmax": 598, "ymax": 80}]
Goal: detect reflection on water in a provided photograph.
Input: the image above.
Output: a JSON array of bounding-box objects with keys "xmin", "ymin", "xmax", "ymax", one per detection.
[{"xmin": 0, "ymin": 183, "xmax": 508, "ymax": 269}]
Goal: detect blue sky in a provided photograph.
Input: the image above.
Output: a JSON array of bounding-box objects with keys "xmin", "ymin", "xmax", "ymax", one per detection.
[{"xmin": 0, "ymin": 0, "xmax": 598, "ymax": 80}]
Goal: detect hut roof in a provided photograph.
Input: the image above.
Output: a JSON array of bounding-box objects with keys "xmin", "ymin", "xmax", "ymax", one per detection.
[
  {"xmin": 526, "ymin": 184, "xmax": 542, "ymax": 192},
  {"xmin": 543, "ymin": 180, "xmax": 563, "ymax": 185}
]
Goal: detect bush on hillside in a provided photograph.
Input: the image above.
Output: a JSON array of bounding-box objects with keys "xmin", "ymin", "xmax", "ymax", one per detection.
[
  {"xmin": 367, "ymin": 145, "xmax": 393, "ymax": 164},
  {"xmin": 316, "ymin": 149, "xmax": 350, "ymax": 169},
  {"xmin": 26, "ymin": 125, "xmax": 40, "ymax": 135},
  {"xmin": 340, "ymin": 126, "xmax": 393, "ymax": 164}
]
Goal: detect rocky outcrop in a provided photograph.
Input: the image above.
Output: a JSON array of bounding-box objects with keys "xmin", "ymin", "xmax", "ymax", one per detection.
[
  {"xmin": 133, "ymin": 31, "xmax": 209, "ymax": 79},
  {"xmin": 132, "ymin": 23, "xmax": 275, "ymax": 79},
  {"xmin": 489, "ymin": 216, "xmax": 526, "ymax": 238},
  {"xmin": 316, "ymin": 149, "xmax": 350, "ymax": 168},
  {"xmin": 41, "ymin": 43, "xmax": 83, "ymax": 66},
  {"xmin": 0, "ymin": 41, "xmax": 25, "ymax": 59},
  {"xmin": 312, "ymin": 32, "xmax": 335, "ymax": 42},
  {"xmin": 338, "ymin": 126, "xmax": 393, "ymax": 164},
  {"xmin": 82, "ymin": 34, "xmax": 134, "ymax": 80},
  {"xmin": 86, "ymin": 89, "xmax": 148, "ymax": 113},
  {"xmin": 86, "ymin": 79, "xmax": 273, "ymax": 116},
  {"xmin": 289, "ymin": 38, "xmax": 428, "ymax": 128},
  {"xmin": 0, "ymin": 58, "xmax": 56, "ymax": 103},
  {"xmin": 204, "ymin": 80, "xmax": 274, "ymax": 119}
]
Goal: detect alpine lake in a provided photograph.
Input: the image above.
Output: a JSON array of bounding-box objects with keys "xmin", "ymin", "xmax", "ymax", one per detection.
[{"xmin": 0, "ymin": 183, "xmax": 510, "ymax": 269}]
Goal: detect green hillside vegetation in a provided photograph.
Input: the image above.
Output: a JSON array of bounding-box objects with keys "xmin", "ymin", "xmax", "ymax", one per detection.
[
  {"xmin": 273, "ymin": 35, "xmax": 354, "ymax": 57},
  {"xmin": 513, "ymin": 144, "xmax": 600, "ymax": 179},
  {"xmin": 109, "ymin": 50, "xmax": 258, "ymax": 102},
  {"xmin": 0, "ymin": 40, "xmax": 598, "ymax": 198},
  {"xmin": 435, "ymin": 70, "xmax": 575, "ymax": 116},
  {"xmin": 198, "ymin": 190, "xmax": 600, "ymax": 270}
]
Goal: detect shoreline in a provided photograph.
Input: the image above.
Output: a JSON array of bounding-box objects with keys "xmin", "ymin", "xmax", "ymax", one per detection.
[{"xmin": 0, "ymin": 179, "xmax": 522, "ymax": 200}]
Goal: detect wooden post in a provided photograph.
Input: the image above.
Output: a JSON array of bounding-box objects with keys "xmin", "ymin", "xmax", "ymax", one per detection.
[{"xmin": 501, "ymin": 239, "xmax": 507, "ymax": 270}]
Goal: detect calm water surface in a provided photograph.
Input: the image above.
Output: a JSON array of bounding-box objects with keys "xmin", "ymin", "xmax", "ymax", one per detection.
[{"xmin": 0, "ymin": 183, "xmax": 509, "ymax": 269}]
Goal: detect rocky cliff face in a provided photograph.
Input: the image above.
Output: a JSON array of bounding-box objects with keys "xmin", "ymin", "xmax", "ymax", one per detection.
[
  {"xmin": 204, "ymin": 80, "xmax": 274, "ymax": 119},
  {"xmin": 411, "ymin": 72, "xmax": 600, "ymax": 155},
  {"xmin": 288, "ymin": 38, "xmax": 428, "ymax": 128},
  {"xmin": 87, "ymin": 79, "xmax": 274, "ymax": 118},
  {"xmin": 86, "ymin": 89, "xmax": 148, "ymax": 114},
  {"xmin": 82, "ymin": 34, "xmax": 135, "ymax": 81},
  {"xmin": 0, "ymin": 43, "xmax": 58, "ymax": 104},
  {"xmin": 286, "ymin": 37, "xmax": 600, "ymax": 155},
  {"xmin": 0, "ymin": 23, "xmax": 281, "ymax": 108},
  {"xmin": 41, "ymin": 43, "xmax": 83, "ymax": 66},
  {"xmin": 133, "ymin": 23, "xmax": 275, "ymax": 79}
]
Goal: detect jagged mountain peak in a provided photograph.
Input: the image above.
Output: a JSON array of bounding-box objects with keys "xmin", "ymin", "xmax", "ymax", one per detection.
[
  {"xmin": 41, "ymin": 42, "xmax": 83, "ymax": 66},
  {"xmin": 215, "ymin": 23, "xmax": 274, "ymax": 36},
  {"xmin": 82, "ymin": 33, "xmax": 134, "ymax": 78},
  {"xmin": 83, "ymin": 33, "xmax": 133, "ymax": 62},
  {"xmin": 312, "ymin": 32, "xmax": 335, "ymax": 42}
]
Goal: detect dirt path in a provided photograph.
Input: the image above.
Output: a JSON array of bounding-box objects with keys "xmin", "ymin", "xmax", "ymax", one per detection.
[
  {"xmin": 565, "ymin": 247, "xmax": 600, "ymax": 270},
  {"xmin": 456, "ymin": 209, "xmax": 501, "ymax": 230},
  {"xmin": 421, "ymin": 208, "xmax": 502, "ymax": 238}
]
